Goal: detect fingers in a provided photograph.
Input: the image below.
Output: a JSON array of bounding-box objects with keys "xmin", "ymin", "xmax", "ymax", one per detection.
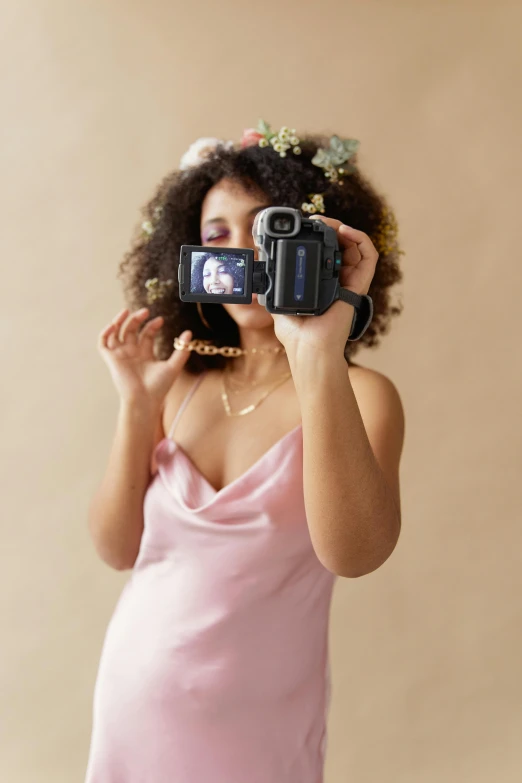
[
  {"xmin": 308, "ymin": 214, "xmax": 361, "ymax": 265},
  {"xmin": 309, "ymin": 214, "xmax": 342, "ymax": 230},
  {"xmin": 119, "ymin": 308, "xmax": 150, "ymax": 346},
  {"xmin": 98, "ymin": 307, "xmax": 153, "ymax": 352},
  {"xmin": 339, "ymin": 225, "xmax": 379, "ymax": 264},
  {"xmin": 98, "ymin": 308, "xmax": 129, "ymax": 351},
  {"xmin": 138, "ymin": 316, "xmax": 164, "ymax": 359},
  {"xmin": 309, "ymin": 215, "xmax": 378, "ymax": 264},
  {"xmin": 339, "ymin": 236, "xmax": 362, "ymax": 268},
  {"xmin": 138, "ymin": 316, "xmax": 163, "ymax": 341},
  {"xmin": 167, "ymin": 330, "xmax": 193, "ymax": 366}
]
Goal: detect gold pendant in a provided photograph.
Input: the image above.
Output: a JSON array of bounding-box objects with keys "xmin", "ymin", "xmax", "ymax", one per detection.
[{"xmin": 221, "ymin": 371, "xmax": 292, "ymax": 417}]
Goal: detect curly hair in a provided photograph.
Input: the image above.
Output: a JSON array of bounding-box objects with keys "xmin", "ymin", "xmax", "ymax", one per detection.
[
  {"xmin": 118, "ymin": 133, "xmax": 404, "ymax": 375},
  {"xmin": 190, "ymin": 252, "xmax": 246, "ymax": 295}
]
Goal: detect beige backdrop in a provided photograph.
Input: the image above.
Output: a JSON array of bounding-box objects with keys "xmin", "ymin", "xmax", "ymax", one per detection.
[{"xmin": 2, "ymin": 1, "xmax": 521, "ymax": 781}]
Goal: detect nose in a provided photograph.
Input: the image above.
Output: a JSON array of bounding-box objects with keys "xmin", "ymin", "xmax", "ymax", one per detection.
[{"xmin": 233, "ymin": 227, "xmax": 257, "ymax": 253}]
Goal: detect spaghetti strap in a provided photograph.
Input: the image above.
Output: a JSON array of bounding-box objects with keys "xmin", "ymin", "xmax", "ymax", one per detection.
[{"xmin": 168, "ymin": 371, "xmax": 208, "ymax": 441}]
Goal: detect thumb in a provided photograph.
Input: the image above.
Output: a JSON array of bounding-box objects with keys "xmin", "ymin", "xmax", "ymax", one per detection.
[{"xmin": 166, "ymin": 330, "xmax": 193, "ymax": 368}]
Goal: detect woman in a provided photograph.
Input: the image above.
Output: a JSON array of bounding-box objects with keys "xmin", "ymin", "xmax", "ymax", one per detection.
[
  {"xmin": 86, "ymin": 123, "xmax": 406, "ymax": 782},
  {"xmin": 191, "ymin": 251, "xmax": 245, "ymax": 295}
]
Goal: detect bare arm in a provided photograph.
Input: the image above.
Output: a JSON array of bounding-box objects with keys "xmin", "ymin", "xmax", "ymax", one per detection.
[
  {"xmin": 91, "ymin": 305, "xmax": 193, "ymax": 570},
  {"xmin": 288, "ymin": 353, "xmax": 404, "ymax": 578},
  {"xmin": 88, "ymin": 402, "xmax": 165, "ymax": 571}
]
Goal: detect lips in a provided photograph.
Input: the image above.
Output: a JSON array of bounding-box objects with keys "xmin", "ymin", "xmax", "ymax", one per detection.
[{"xmin": 210, "ymin": 287, "xmax": 226, "ymax": 293}]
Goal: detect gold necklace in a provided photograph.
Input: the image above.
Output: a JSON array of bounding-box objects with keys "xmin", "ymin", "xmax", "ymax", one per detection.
[
  {"xmin": 221, "ymin": 364, "xmax": 293, "ymax": 417},
  {"xmin": 172, "ymin": 336, "xmax": 292, "ymax": 417},
  {"xmin": 173, "ymin": 336, "xmax": 287, "ymax": 360},
  {"xmin": 224, "ymin": 360, "xmax": 290, "ymax": 393}
]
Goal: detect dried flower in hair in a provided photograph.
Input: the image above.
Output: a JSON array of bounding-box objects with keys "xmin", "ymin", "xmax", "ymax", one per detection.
[
  {"xmin": 179, "ymin": 137, "xmax": 234, "ymax": 171},
  {"xmin": 141, "ymin": 220, "xmax": 154, "ymax": 237},
  {"xmin": 145, "ymin": 277, "xmax": 174, "ymax": 304},
  {"xmin": 312, "ymin": 136, "xmax": 359, "ymax": 183},
  {"xmin": 255, "ymin": 119, "xmax": 302, "ymax": 157},
  {"xmin": 141, "ymin": 203, "xmax": 165, "ymax": 240},
  {"xmin": 301, "ymin": 193, "xmax": 326, "ymax": 214},
  {"xmin": 241, "ymin": 128, "xmax": 265, "ymax": 148},
  {"xmin": 372, "ymin": 206, "xmax": 405, "ymax": 257}
]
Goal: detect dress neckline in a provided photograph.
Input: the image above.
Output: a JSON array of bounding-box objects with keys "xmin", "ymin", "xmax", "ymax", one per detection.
[{"xmin": 155, "ymin": 422, "xmax": 303, "ymax": 498}]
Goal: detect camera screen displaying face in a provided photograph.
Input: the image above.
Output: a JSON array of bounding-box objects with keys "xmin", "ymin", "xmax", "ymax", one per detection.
[{"xmin": 189, "ymin": 251, "xmax": 248, "ymax": 296}]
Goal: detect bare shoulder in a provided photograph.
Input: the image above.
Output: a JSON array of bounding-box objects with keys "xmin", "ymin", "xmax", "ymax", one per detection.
[
  {"xmin": 348, "ymin": 361, "xmax": 401, "ymax": 394},
  {"xmin": 347, "ymin": 361, "xmax": 405, "ymax": 518},
  {"xmin": 175, "ymin": 366, "xmax": 202, "ymax": 392},
  {"xmin": 348, "ymin": 362, "xmax": 405, "ymax": 457},
  {"xmin": 150, "ymin": 367, "xmax": 202, "ymax": 476},
  {"xmin": 162, "ymin": 367, "xmax": 201, "ymax": 429}
]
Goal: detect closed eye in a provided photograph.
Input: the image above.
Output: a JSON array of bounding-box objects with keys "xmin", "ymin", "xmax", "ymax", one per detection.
[
  {"xmin": 204, "ymin": 230, "xmax": 228, "ymax": 242},
  {"xmin": 203, "ymin": 266, "xmax": 228, "ymax": 276}
]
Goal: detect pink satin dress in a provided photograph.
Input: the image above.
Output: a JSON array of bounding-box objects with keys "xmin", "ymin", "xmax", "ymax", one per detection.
[{"xmin": 85, "ymin": 370, "xmax": 337, "ymax": 783}]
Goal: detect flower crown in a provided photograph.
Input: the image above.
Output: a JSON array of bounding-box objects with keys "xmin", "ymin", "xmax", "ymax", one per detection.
[
  {"xmin": 179, "ymin": 120, "xmax": 359, "ymax": 180},
  {"xmin": 143, "ymin": 121, "xmax": 402, "ymax": 302},
  {"xmin": 176, "ymin": 119, "xmax": 360, "ymax": 215}
]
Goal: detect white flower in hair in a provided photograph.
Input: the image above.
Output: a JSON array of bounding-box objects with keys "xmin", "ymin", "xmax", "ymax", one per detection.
[{"xmin": 179, "ymin": 137, "xmax": 234, "ymax": 171}]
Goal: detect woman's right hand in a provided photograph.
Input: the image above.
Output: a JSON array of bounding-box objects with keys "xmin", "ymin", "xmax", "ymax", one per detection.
[{"xmin": 98, "ymin": 307, "xmax": 193, "ymax": 409}]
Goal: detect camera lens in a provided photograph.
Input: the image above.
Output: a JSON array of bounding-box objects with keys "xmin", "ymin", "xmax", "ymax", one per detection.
[
  {"xmin": 275, "ymin": 217, "xmax": 291, "ymax": 231},
  {"xmin": 269, "ymin": 213, "xmax": 295, "ymax": 234}
]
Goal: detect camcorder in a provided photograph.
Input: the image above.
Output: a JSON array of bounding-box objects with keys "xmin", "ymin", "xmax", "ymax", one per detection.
[{"xmin": 179, "ymin": 207, "xmax": 373, "ymax": 340}]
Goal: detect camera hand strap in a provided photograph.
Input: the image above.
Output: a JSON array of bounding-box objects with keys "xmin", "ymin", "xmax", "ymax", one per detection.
[{"xmin": 337, "ymin": 289, "xmax": 374, "ymax": 341}]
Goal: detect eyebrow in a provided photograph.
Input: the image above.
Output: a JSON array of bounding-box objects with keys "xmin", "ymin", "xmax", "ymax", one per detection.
[{"xmin": 202, "ymin": 205, "xmax": 271, "ymax": 227}]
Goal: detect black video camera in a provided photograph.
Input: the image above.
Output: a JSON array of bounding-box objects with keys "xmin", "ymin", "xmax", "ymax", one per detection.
[{"xmin": 179, "ymin": 207, "xmax": 373, "ymax": 340}]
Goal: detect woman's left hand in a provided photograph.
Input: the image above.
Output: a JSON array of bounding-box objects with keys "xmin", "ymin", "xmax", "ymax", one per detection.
[{"xmin": 271, "ymin": 216, "xmax": 379, "ymax": 358}]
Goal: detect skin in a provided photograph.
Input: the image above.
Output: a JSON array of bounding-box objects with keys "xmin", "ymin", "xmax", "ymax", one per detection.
[
  {"xmin": 200, "ymin": 176, "xmax": 380, "ymax": 370},
  {"xmin": 199, "ymin": 178, "xmax": 291, "ymax": 382},
  {"xmin": 198, "ymin": 176, "xmax": 404, "ymax": 510},
  {"xmin": 202, "ymin": 257, "xmax": 235, "ymax": 295},
  {"xmin": 99, "ymin": 177, "xmax": 405, "ymax": 555}
]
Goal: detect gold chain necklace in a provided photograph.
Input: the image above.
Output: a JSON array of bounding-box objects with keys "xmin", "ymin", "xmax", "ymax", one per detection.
[
  {"xmin": 221, "ymin": 363, "xmax": 293, "ymax": 417},
  {"xmin": 172, "ymin": 336, "xmax": 292, "ymax": 417},
  {"xmin": 224, "ymin": 359, "xmax": 290, "ymax": 393}
]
